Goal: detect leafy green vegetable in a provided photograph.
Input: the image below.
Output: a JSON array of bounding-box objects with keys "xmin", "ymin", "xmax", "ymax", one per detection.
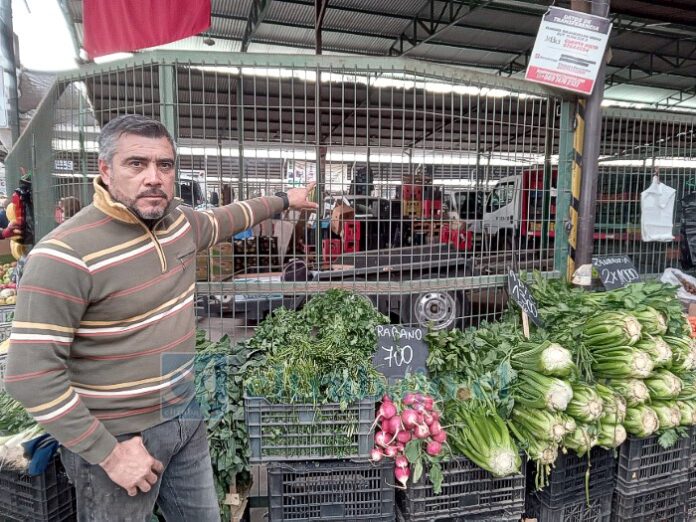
[
  {"xmin": 194, "ymin": 332, "xmax": 266, "ymax": 520},
  {"xmin": 244, "ymin": 290, "xmax": 388, "ymax": 407},
  {"xmin": 0, "ymin": 392, "xmax": 35, "ymax": 435}
]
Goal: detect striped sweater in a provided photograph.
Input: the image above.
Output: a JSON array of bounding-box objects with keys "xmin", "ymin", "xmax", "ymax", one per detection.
[{"xmin": 4, "ymin": 177, "xmax": 285, "ymax": 464}]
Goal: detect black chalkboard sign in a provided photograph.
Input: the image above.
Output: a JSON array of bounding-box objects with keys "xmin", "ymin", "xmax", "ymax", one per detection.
[
  {"xmin": 507, "ymin": 270, "xmax": 543, "ymax": 326},
  {"xmin": 373, "ymin": 325, "xmax": 428, "ymax": 380},
  {"xmin": 592, "ymin": 255, "xmax": 640, "ymax": 290}
]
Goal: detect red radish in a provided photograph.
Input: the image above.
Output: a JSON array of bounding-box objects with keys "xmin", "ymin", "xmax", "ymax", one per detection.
[
  {"xmin": 423, "ymin": 396, "xmax": 434, "ymax": 411},
  {"xmin": 370, "ymin": 448, "xmax": 384, "ymax": 462},
  {"xmin": 414, "ymin": 424, "xmax": 430, "ymax": 439},
  {"xmin": 413, "ymin": 403, "xmax": 425, "ymax": 413},
  {"xmin": 395, "ymin": 455, "xmax": 409, "ymax": 468},
  {"xmin": 397, "ymin": 430, "xmax": 412, "ymax": 444},
  {"xmin": 385, "ymin": 416, "xmax": 402, "ymax": 435},
  {"xmin": 426, "ymin": 441, "xmax": 443, "ymax": 456},
  {"xmin": 403, "ymin": 393, "xmax": 418, "ymax": 406},
  {"xmin": 417, "ymin": 412, "xmax": 425, "ymax": 425},
  {"xmin": 394, "ymin": 466, "xmax": 410, "ymax": 488},
  {"xmin": 430, "ymin": 410, "xmax": 440, "ymax": 422},
  {"xmin": 432, "ymin": 431, "xmax": 447, "ymax": 444},
  {"xmin": 415, "ymin": 393, "xmax": 424, "ymax": 403},
  {"xmin": 401, "ymin": 409, "xmax": 419, "ymax": 429},
  {"xmin": 396, "ymin": 443, "xmax": 405, "ymax": 452},
  {"xmin": 375, "ymin": 431, "xmax": 389, "ymax": 448},
  {"xmin": 384, "ymin": 445, "xmax": 398, "ymax": 458},
  {"xmin": 379, "ymin": 401, "xmax": 397, "ymax": 420},
  {"xmin": 423, "ymin": 412, "xmax": 434, "ymax": 426},
  {"xmin": 429, "ymin": 420, "xmax": 443, "ymax": 437},
  {"xmin": 382, "ymin": 394, "xmax": 392, "ymax": 403}
]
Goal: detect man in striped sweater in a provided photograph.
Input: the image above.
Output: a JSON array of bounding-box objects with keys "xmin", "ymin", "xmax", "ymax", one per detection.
[{"xmin": 4, "ymin": 114, "xmax": 318, "ymax": 520}]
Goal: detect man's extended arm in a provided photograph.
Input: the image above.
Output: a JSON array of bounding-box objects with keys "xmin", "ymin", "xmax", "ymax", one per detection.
[{"xmin": 183, "ymin": 184, "xmax": 318, "ymax": 250}]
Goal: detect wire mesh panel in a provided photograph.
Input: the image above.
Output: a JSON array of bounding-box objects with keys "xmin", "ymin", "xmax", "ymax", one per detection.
[
  {"xmin": 596, "ymin": 109, "xmax": 696, "ymax": 276},
  {"xmin": 6, "ymin": 53, "xmax": 572, "ymax": 342}
]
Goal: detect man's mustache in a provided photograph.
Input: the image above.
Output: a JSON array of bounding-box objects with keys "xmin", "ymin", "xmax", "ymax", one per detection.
[{"xmin": 137, "ymin": 190, "xmax": 168, "ymax": 199}]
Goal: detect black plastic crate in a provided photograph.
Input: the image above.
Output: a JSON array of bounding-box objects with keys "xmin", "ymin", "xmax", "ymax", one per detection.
[
  {"xmin": 688, "ymin": 468, "xmax": 696, "ymax": 521},
  {"xmin": 396, "ymin": 505, "xmax": 519, "ymax": 522},
  {"xmin": 616, "ymin": 434, "xmax": 691, "ymax": 489},
  {"xmin": 526, "ymin": 491, "xmax": 612, "ymax": 522},
  {"xmin": 530, "ymin": 447, "xmax": 616, "ymax": 505},
  {"xmin": 0, "ymin": 455, "xmax": 76, "ymax": 521},
  {"xmin": 245, "ymin": 396, "xmax": 374, "ymax": 462},
  {"xmin": 612, "ymin": 473, "xmax": 688, "ymax": 522},
  {"xmin": 267, "ymin": 459, "xmax": 394, "ymax": 521},
  {"xmin": 691, "ymin": 427, "xmax": 696, "ymax": 466},
  {"xmin": 396, "ymin": 456, "xmax": 525, "ymax": 522}
]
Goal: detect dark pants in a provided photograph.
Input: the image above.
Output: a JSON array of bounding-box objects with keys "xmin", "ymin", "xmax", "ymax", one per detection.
[{"xmin": 60, "ymin": 400, "xmax": 220, "ymax": 522}]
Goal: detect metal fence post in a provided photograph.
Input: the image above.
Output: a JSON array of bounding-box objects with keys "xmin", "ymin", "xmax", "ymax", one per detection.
[{"xmin": 555, "ymin": 99, "xmax": 574, "ymax": 279}]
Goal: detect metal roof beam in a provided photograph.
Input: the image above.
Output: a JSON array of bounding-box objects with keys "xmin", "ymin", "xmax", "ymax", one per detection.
[
  {"xmin": 388, "ymin": 0, "xmax": 493, "ymax": 56},
  {"xmin": 315, "ymin": 0, "xmax": 329, "ymax": 54},
  {"xmin": 241, "ymin": 0, "xmax": 274, "ymax": 52}
]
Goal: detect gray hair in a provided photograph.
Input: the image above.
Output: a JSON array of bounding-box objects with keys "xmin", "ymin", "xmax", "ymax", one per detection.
[{"xmin": 98, "ymin": 114, "xmax": 176, "ymax": 165}]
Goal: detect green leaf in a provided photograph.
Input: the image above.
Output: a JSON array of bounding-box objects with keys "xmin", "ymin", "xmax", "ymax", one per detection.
[
  {"xmin": 658, "ymin": 429, "xmax": 679, "ymax": 449},
  {"xmin": 412, "ymin": 459, "xmax": 424, "ymax": 484},
  {"xmin": 429, "ymin": 462, "xmax": 444, "ymax": 494},
  {"xmin": 405, "ymin": 440, "xmax": 421, "ymax": 464}
]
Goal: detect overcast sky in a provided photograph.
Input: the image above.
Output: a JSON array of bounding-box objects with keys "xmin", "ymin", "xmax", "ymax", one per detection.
[{"xmin": 13, "ymin": 0, "xmax": 76, "ymax": 71}]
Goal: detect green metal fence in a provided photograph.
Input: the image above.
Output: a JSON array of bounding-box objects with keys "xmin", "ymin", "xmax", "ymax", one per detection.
[
  {"xmin": 7, "ymin": 52, "xmax": 577, "ymax": 340},
  {"xmin": 594, "ymin": 108, "xmax": 696, "ymax": 276}
]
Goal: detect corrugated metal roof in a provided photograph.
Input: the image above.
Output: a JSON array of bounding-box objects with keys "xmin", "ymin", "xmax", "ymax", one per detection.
[
  {"xmin": 321, "ymin": 32, "xmax": 392, "ymax": 55},
  {"xmin": 265, "ymin": 2, "xmax": 314, "ymax": 25},
  {"xmin": 323, "ymin": 10, "xmax": 407, "ymax": 37},
  {"xmin": 58, "ymin": 0, "xmax": 696, "ymax": 105},
  {"xmin": 330, "ymin": 0, "xmax": 426, "ymax": 17},
  {"xmin": 434, "ymin": 26, "xmax": 531, "ymax": 53},
  {"xmin": 155, "ymin": 36, "xmax": 242, "ymax": 54},
  {"xmin": 254, "ymin": 25, "xmax": 314, "ymax": 48},
  {"xmin": 212, "ymin": 0, "xmax": 254, "ymax": 18},
  {"xmin": 410, "ymin": 43, "xmax": 516, "ymax": 68},
  {"xmin": 210, "ymin": 17, "xmax": 247, "ymax": 38}
]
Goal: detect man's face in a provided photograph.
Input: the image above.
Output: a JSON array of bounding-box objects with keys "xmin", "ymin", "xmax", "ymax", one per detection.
[{"xmin": 99, "ymin": 133, "xmax": 176, "ymax": 221}]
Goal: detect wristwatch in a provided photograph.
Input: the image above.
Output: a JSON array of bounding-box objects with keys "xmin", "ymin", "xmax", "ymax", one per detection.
[{"xmin": 275, "ymin": 191, "xmax": 290, "ymax": 210}]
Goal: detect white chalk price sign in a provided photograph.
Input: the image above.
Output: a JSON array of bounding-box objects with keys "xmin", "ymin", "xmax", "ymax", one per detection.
[
  {"xmin": 507, "ymin": 270, "xmax": 543, "ymax": 327},
  {"xmin": 592, "ymin": 255, "xmax": 640, "ymax": 290},
  {"xmin": 373, "ymin": 325, "xmax": 428, "ymax": 380}
]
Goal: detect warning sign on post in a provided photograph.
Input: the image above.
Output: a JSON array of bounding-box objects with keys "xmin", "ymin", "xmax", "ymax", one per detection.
[{"xmin": 525, "ymin": 7, "xmax": 612, "ymax": 95}]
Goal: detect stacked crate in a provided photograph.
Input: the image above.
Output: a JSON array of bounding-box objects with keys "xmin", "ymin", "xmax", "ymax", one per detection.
[
  {"xmin": 396, "ymin": 457, "xmax": 526, "ymax": 522},
  {"xmin": 322, "ymin": 220, "xmax": 360, "ymax": 263},
  {"xmin": 244, "ymin": 397, "xmax": 394, "ymax": 521},
  {"xmin": 0, "ymin": 454, "xmax": 76, "ymax": 521},
  {"xmin": 612, "ymin": 434, "xmax": 691, "ymax": 521},
  {"xmin": 525, "ymin": 447, "xmax": 615, "ymax": 522},
  {"xmin": 197, "ymin": 238, "xmax": 280, "ymax": 281}
]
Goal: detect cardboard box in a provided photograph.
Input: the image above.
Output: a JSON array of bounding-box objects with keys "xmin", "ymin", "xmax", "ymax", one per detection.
[
  {"xmin": 689, "ymin": 303, "xmax": 696, "ymax": 317},
  {"xmin": 330, "ymin": 203, "xmax": 355, "ymax": 236}
]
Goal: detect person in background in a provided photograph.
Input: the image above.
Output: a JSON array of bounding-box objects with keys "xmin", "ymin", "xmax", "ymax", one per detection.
[
  {"xmin": 60, "ymin": 196, "xmax": 82, "ymax": 221},
  {"xmin": 3, "ymin": 114, "xmax": 318, "ymax": 521},
  {"xmin": 0, "ymin": 197, "xmax": 9, "ymax": 229},
  {"xmin": 0, "ymin": 196, "xmax": 22, "ymax": 240}
]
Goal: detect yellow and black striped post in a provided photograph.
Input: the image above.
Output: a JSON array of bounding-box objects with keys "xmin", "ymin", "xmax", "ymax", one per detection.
[{"xmin": 567, "ymin": 100, "xmax": 585, "ymax": 282}]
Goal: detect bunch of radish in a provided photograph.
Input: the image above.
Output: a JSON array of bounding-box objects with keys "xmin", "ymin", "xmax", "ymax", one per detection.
[{"xmin": 370, "ymin": 392, "xmax": 447, "ymax": 488}]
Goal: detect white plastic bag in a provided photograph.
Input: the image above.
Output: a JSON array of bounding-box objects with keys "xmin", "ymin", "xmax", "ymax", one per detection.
[
  {"xmin": 641, "ymin": 176, "xmax": 675, "ymax": 242},
  {"xmin": 660, "ymin": 267, "xmax": 696, "ymax": 303}
]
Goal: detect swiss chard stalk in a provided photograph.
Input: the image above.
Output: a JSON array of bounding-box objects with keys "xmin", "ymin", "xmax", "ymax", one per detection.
[{"xmin": 447, "ymin": 402, "xmax": 521, "ymax": 478}]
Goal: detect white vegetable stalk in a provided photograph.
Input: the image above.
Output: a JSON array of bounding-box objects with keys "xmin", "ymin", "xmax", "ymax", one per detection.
[
  {"xmin": 652, "ymin": 402, "xmax": 681, "ymax": 430},
  {"xmin": 597, "ymin": 423, "xmax": 627, "ymax": 449},
  {"xmin": 610, "ymin": 379, "xmax": 650, "ymax": 407},
  {"xmin": 624, "ymin": 405, "xmax": 660, "ymax": 437},
  {"xmin": 567, "ymin": 383, "xmax": 604, "ymax": 423}
]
